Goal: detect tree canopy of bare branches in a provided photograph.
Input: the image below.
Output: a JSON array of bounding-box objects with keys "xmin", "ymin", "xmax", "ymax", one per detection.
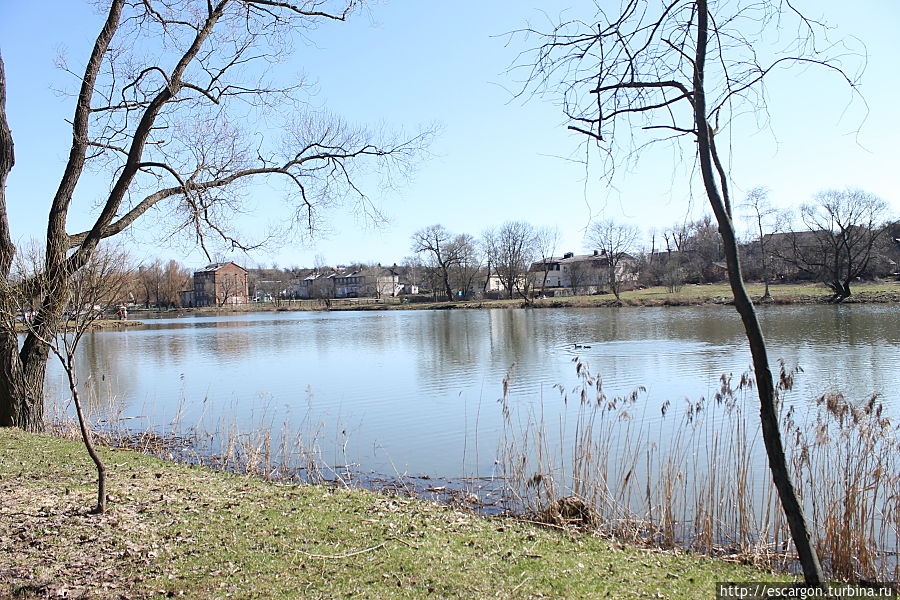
[
  {"xmin": 533, "ymin": 225, "xmax": 561, "ymax": 296},
  {"xmin": 783, "ymin": 188, "xmax": 888, "ymax": 301},
  {"xmin": 742, "ymin": 187, "xmax": 778, "ymax": 298},
  {"xmin": 0, "ymin": 1, "xmax": 432, "ymax": 431},
  {"xmin": 448, "ymin": 234, "xmax": 482, "ymax": 299},
  {"xmin": 410, "ymin": 225, "xmax": 467, "ymax": 301},
  {"xmin": 489, "ymin": 221, "xmax": 537, "ymax": 300},
  {"xmin": 585, "ymin": 219, "xmax": 639, "ymax": 300},
  {"xmin": 515, "ymin": 0, "xmax": 863, "ymax": 583}
]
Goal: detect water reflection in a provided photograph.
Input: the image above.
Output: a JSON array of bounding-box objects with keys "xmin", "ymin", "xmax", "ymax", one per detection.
[{"xmin": 44, "ymin": 304, "xmax": 900, "ymax": 477}]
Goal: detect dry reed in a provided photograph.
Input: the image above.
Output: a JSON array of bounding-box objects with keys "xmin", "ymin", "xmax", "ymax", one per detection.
[{"xmin": 495, "ymin": 358, "xmax": 900, "ymax": 581}]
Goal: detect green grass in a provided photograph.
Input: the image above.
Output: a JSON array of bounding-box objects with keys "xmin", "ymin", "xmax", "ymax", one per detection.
[
  {"xmin": 0, "ymin": 428, "xmax": 791, "ymax": 599},
  {"xmin": 625, "ymin": 281, "xmax": 899, "ymax": 300},
  {"xmin": 345, "ymin": 282, "xmax": 899, "ymax": 311},
  {"xmin": 123, "ymin": 281, "xmax": 898, "ymax": 318},
  {"xmin": 11, "ymin": 318, "xmax": 144, "ymax": 333}
]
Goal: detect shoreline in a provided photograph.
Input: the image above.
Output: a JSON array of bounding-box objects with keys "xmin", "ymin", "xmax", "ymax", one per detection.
[
  {"xmin": 1, "ymin": 427, "xmax": 791, "ymax": 598},
  {"xmin": 129, "ymin": 282, "xmax": 900, "ymax": 319},
  {"xmin": 13, "ymin": 319, "xmax": 144, "ymax": 333}
]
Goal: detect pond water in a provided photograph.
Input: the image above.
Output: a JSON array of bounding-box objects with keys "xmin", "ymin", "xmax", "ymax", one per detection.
[{"xmin": 46, "ymin": 304, "xmax": 900, "ymax": 480}]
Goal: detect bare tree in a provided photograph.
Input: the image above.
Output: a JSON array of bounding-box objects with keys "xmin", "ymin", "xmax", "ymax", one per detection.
[
  {"xmin": 517, "ymin": 0, "xmax": 862, "ymax": 582},
  {"xmin": 686, "ymin": 216, "xmax": 725, "ymax": 282},
  {"xmin": 136, "ymin": 260, "xmax": 164, "ymax": 308},
  {"xmin": 249, "ymin": 265, "xmax": 292, "ymax": 304},
  {"xmin": 661, "ymin": 223, "xmax": 689, "ymax": 290},
  {"xmin": 480, "ymin": 227, "xmax": 498, "ymax": 295},
  {"xmin": 160, "ymin": 260, "xmax": 191, "ymax": 308},
  {"xmin": 533, "ymin": 225, "xmax": 561, "ymax": 296},
  {"xmin": 411, "ymin": 225, "xmax": 465, "ymax": 301},
  {"xmin": 660, "ymin": 217, "xmax": 725, "ymax": 284},
  {"xmin": 742, "ymin": 187, "xmax": 777, "ymax": 299},
  {"xmin": 0, "ymin": 1, "xmax": 432, "ymax": 431},
  {"xmin": 309, "ymin": 273, "xmax": 335, "ymax": 301},
  {"xmin": 784, "ymin": 189, "xmax": 888, "ymax": 302},
  {"xmin": 448, "ymin": 234, "xmax": 482, "ymax": 299},
  {"xmin": 566, "ymin": 260, "xmax": 589, "ymax": 296},
  {"xmin": 398, "ymin": 255, "xmax": 424, "ymax": 295},
  {"xmin": 217, "ymin": 271, "xmax": 247, "ymax": 306},
  {"xmin": 491, "ymin": 221, "xmax": 536, "ymax": 299},
  {"xmin": 2, "ymin": 247, "xmax": 131, "ymax": 513},
  {"xmin": 585, "ymin": 219, "xmax": 639, "ymax": 300}
]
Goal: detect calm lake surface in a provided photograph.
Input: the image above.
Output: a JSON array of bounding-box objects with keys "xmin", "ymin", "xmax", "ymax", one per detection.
[{"xmin": 47, "ymin": 305, "xmax": 900, "ymax": 479}]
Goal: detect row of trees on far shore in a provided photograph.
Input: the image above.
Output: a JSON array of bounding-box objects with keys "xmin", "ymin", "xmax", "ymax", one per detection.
[
  {"xmin": 16, "ymin": 184, "xmax": 890, "ymax": 313},
  {"xmin": 401, "ymin": 187, "xmax": 897, "ymax": 302},
  {"xmin": 188, "ymin": 185, "xmax": 900, "ymax": 306}
]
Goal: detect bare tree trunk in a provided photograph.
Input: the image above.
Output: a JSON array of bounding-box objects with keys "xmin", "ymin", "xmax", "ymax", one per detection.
[
  {"xmin": 540, "ymin": 267, "xmax": 550, "ymax": 296},
  {"xmin": 64, "ymin": 359, "xmax": 106, "ymax": 513},
  {"xmin": 0, "ymin": 343, "xmax": 48, "ymax": 431},
  {"xmin": 0, "ymin": 53, "xmax": 13, "ymax": 279},
  {"xmin": 694, "ymin": 0, "xmax": 823, "ymax": 584},
  {"xmin": 442, "ymin": 268, "xmax": 453, "ymax": 301},
  {"xmin": 0, "ymin": 294, "xmax": 55, "ymax": 431},
  {"xmin": 609, "ymin": 267, "xmax": 621, "ymax": 301},
  {"xmin": 0, "ymin": 276, "xmax": 69, "ymax": 431},
  {"xmin": 0, "ymin": 53, "xmax": 31, "ymax": 429}
]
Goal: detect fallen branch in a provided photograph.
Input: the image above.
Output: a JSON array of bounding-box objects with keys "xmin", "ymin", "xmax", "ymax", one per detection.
[{"xmin": 299, "ymin": 541, "xmax": 387, "ymax": 560}]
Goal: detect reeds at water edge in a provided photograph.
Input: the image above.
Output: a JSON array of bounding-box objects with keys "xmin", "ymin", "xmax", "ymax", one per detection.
[
  {"xmin": 495, "ymin": 358, "xmax": 900, "ymax": 581},
  {"xmin": 46, "ymin": 393, "xmax": 345, "ymax": 486}
]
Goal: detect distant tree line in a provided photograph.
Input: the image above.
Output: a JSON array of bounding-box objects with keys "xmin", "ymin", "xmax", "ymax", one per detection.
[
  {"xmin": 94, "ymin": 186, "xmax": 896, "ymax": 309},
  {"xmin": 134, "ymin": 259, "xmax": 192, "ymax": 308},
  {"xmin": 405, "ymin": 188, "xmax": 895, "ymax": 302}
]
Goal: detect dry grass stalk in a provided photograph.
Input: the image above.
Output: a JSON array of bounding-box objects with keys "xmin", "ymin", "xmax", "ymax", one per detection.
[{"xmin": 496, "ymin": 359, "xmax": 900, "ymax": 581}]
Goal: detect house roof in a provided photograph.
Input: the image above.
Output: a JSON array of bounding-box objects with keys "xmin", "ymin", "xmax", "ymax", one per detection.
[
  {"xmin": 194, "ymin": 261, "xmax": 248, "ymax": 274},
  {"xmin": 531, "ymin": 251, "xmax": 614, "ymax": 271},
  {"xmin": 334, "ymin": 266, "xmax": 398, "ymax": 280}
]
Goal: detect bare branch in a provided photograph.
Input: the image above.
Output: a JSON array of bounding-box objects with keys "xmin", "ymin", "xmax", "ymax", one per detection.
[{"xmin": 1, "ymin": 0, "xmax": 432, "ymax": 431}]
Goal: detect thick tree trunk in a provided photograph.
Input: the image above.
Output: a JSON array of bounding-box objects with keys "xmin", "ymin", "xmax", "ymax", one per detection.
[
  {"xmin": 837, "ymin": 280, "xmax": 852, "ymax": 302},
  {"xmin": 694, "ymin": 0, "xmax": 823, "ymax": 584},
  {"xmin": 0, "ymin": 333, "xmax": 49, "ymax": 431},
  {"xmin": 441, "ymin": 268, "xmax": 453, "ymax": 301},
  {"xmin": 825, "ymin": 279, "xmax": 851, "ymax": 303},
  {"xmin": 1, "ymin": 264, "xmax": 66, "ymax": 431},
  {"xmin": 0, "ymin": 53, "xmax": 14, "ymax": 280}
]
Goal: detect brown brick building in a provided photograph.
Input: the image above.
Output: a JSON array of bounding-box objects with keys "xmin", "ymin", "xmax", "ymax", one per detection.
[{"xmin": 191, "ymin": 262, "xmax": 249, "ymax": 307}]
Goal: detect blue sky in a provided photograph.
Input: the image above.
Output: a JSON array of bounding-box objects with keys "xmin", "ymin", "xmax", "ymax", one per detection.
[{"xmin": 1, "ymin": 1, "xmax": 898, "ymax": 270}]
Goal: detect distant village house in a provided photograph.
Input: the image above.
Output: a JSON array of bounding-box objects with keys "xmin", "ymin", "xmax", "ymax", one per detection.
[
  {"xmin": 290, "ymin": 266, "xmax": 401, "ymax": 300},
  {"xmin": 531, "ymin": 250, "xmax": 638, "ymax": 296},
  {"xmin": 333, "ymin": 266, "xmax": 400, "ymax": 299},
  {"xmin": 188, "ymin": 262, "xmax": 250, "ymax": 307}
]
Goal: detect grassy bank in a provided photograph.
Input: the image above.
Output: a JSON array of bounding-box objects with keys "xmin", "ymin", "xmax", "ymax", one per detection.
[
  {"xmin": 13, "ymin": 319, "xmax": 144, "ymax": 333},
  {"xmin": 133, "ymin": 282, "xmax": 899, "ymax": 318},
  {"xmin": 0, "ymin": 428, "xmax": 788, "ymax": 599},
  {"xmin": 496, "ymin": 281, "xmax": 899, "ymax": 310}
]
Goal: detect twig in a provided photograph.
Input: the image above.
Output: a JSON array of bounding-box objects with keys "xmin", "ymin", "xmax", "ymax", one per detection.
[
  {"xmin": 390, "ymin": 536, "xmax": 416, "ymax": 548},
  {"xmin": 516, "ymin": 518, "xmax": 572, "ymax": 532},
  {"xmin": 510, "ymin": 576, "xmax": 533, "ymax": 594},
  {"xmin": 299, "ymin": 541, "xmax": 387, "ymax": 560}
]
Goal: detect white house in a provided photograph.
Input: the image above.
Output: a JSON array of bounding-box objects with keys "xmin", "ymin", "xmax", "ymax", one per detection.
[{"xmin": 530, "ymin": 251, "xmax": 638, "ymax": 295}]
